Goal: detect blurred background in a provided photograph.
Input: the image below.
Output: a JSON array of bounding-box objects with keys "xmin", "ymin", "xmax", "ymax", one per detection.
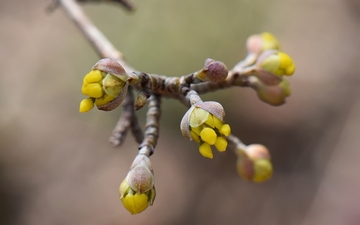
[{"xmin": 1, "ymin": 0, "xmax": 360, "ymax": 224}]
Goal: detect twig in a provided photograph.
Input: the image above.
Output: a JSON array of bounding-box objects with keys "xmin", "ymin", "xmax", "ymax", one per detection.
[
  {"xmin": 192, "ymin": 70, "xmax": 250, "ymax": 95},
  {"xmin": 59, "ymin": 0, "xmax": 144, "ymax": 146},
  {"xmin": 138, "ymin": 95, "xmax": 162, "ymax": 156},
  {"xmin": 77, "ymin": 0, "xmax": 136, "ymax": 11},
  {"xmin": 109, "ymin": 86, "xmax": 144, "ymax": 146},
  {"xmin": 227, "ymin": 134, "xmax": 247, "ymax": 153}
]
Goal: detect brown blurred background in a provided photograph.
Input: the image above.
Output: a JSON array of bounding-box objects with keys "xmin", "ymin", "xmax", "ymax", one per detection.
[{"xmin": 1, "ymin": 0, "xmax": 360, "ymax": 224}]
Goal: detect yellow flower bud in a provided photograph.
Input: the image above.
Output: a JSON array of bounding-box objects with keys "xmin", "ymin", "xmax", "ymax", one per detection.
[
  {"xmin": 214, "ymin": 136, "xmax": 227, "ymax": 152},
  {"xmin": 261, "ymin": 32, "xmax": 281, "ymax": 51},
  {"xmin": 246, "ymin": 32, "xmax": 281, "ymax": 55},
  {"xmin": 83, "ymin": 70, "xmax": 103, "ymax": 83},
  {"xmin": 199, "ymin": 142, "xmax": 213, "ymax": 159},
  {"xmin": 200, "ymin": 127, "xmax": 217, "ymax": 145},
  {"xmin": 219, "ymin": 124, "xmax": 231, "ymax": 136},
  {"xmin": 79, "ymin": 58, "xmax": 130, "ymax": 112},
  {"xmin": 119, "ymin": 154, "xmax": 156, "ymax": 215},
  {"xmin": 119, "ymin": 178, "xmax": 155, "ymax": 215},
  {"xmin": 122, "ymin": 192, "xmax": 148, "ymax": 215},
  {"xmin": 180, "ymin": 101, "xmax": 231, "ymax": 158},
  {"xmin": 256, "ymin": 50, "xmax": 296, "ymax": 77},
  {"xmin": 81, "ymin": 82, "xmax": 103, "ymax": 98},
  {"xmin": 79, "ymin": 98, "xmax": 94, "ymax": 113}
]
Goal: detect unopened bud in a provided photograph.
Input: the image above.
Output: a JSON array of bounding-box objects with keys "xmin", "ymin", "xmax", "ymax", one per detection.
[
  {"xmin": 119, "ymin": 154, "xmax": 156, "ymax": 215},
  {"xmin": 246, "ymin": 32, "xmax": 281, "ymax": 55},
  {"xmin": 196, "ymin": 59, "xmax": 228, "ymax": 82},
  {"xmin": 236, "ymin": 144, "xmax": 272, "ymax": 182},
  {"xmin": 256, "ymin": 50, "xmax": 296, "ymax": 77},
  {"xmin": 80, "ymin": 58, "xmax": 130, "ymax": 112}
]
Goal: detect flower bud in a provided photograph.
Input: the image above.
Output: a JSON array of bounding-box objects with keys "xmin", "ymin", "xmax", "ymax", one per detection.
[
  {"xmin": 119, "ymin": 178, "xmax": 156, "ymax": 215},
  {"xmin": 251, "ymin": 77, "xmax": 291, "ymax": 106},
  {"xmin": 127, "ymin": 155, "xmax": 154, "ymax": 193},
  {"xmin": 256, "ymin": 50, "xmax": 296, "ymax": 77},
  {"xmin": 180, "ymin": 101, "xmax": 231, "ymax": 158},
  {"xmin": 119, "ymin": 154, "xmax": 156, "ymax": 215},
  {"xmin": 79, "ymin": 58, "xmax": 129, "ymax": 112},
  {"xmin": 196, "ymin": 59, "xmax": 228, "ymax": 82},
  {"xmin": 236, "ymin": 144, "xmax": 272, "ymax": 182},
  {"xmin": 246, "ymin": 32, "xmax": 281, "ymax": 55}
]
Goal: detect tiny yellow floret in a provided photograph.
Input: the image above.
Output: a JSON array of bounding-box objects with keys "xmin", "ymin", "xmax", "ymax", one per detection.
[
  {"xmin": 94, "ymin": 93, "xmax": 115, "ymax": 106},
  {"xmin": 190, "ymin": 131, "xmax": 201, "ymax": 143},
  {"xmin": 200, "ymin": 127, "xmax": 217, "ymax": 145},
  {"xmin": 79, "ymin": 98, "xmax": 94, "ymax": 112},
  {"xmin": 121, "ymin": 193, "xmax": 149, "ymax": 215},
  {"xmin": 213, "ymin": 116, "xmax": 223, "ymax": 129},
  {"xmin": 219, "ymin": 124, "xmax": 231, "ymax": 136},
  {"xmin": 205, "ymin": 114, "xmax": 215, "ymax": 128},
  {"xmin": 261, "ymin": 32, "xmax": 281, "ymax": 51},
  {"xmin": 81, "ymin": 83, "xmax": 103, "ymax": 98},
  {"xmin": 199, "ymin": 143, "xmax": 213, "ymax": 159},
  {"xmin": 278, "ymin": 52, "xmax": 296, "ymax": 75},
  {"xmin": 191, "ymin": 126, "xmax": 202, "ymax": 136},
  {"xmin": 84, "ymin": 70, "xmax": 103, "ymax": 83},
  {"xmin": 214, "ymin": 136, "xmax": 228, "ymax": 152}
]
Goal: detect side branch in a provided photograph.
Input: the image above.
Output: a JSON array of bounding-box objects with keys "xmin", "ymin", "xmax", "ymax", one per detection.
[
  {"xmin": 191, "ymin": 70, "xmax": 250, "ymax": 95},
  {"xmin": 109, "ymin": 86, "xmax": 143, "ymax": 146},
  {"xmin": 138, "ymin": 95, "xmax": 162, "ymax": 156},
  {"xmin": 77, "ymin": 0, "xmax": 136, "ymax": 11}
]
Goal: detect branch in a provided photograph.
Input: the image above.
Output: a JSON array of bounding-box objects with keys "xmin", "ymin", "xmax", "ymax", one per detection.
[
  {"xmin": 77, "ymin": 0, "xmax": 136, "ymax": 11},
  {"xmin": 109, "ymin": 86, "xmax": 144, "ymax": 146},
  {"xmin": 138, "ymin": 94, "xmax": 162, "ymax": 156}
]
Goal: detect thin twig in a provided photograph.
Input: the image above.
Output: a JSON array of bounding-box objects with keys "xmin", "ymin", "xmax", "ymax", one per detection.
[
  {"xmin": 138, "ymin": 95, "xmax": 162, "ymax": 156},
  {"xmin": 192, "ymin": 70, "xmax": 250, "ymax": 95},
  {"xmin": 227, "ymin": 134, "xmax": 247, "ymax": 154},
  {"xmin": 59, "ymin": 0, "xmax": 144, "ymax": 146},
  {"xmin": 77, "ymin": 0, "xmax": 136, "ymax": 11},
  {"xmin": 109, "ymin": 87, "xmax": 144, "ymax": 146}
]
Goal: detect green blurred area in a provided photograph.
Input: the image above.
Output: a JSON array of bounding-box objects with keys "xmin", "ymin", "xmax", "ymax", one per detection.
[{"xmin": 1, "ymin": 0, "xmax": 360, "ymax": 225}]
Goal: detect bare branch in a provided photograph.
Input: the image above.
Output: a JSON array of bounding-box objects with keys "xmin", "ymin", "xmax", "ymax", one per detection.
[{"xmin": 138, "ymin": 95, "xmax": 162, "ymax": 156}]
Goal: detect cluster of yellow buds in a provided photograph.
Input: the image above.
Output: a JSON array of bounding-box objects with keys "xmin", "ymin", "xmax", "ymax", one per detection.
[
  {"xmin": 119, "ymin": 154, "xmax": 156, "ymax": 214},
  {"xmin": 180, "ymin": 101, "xmax": 231, "ymax": 159},
  {"xmin": 77, "ymin": 32, "xmax": 294, "ymax": 215},
  {"xmin": 247, "ymin": 49, "xmax": 295, "ymax": 106},
  {"xmin": 236, "ymin": 144, "xmax": 272, "ymax": 182},
  {"xmin": 239, "ymin": 33, "xmax": 296, "ymax": 106},
  {"xmin": 79, "ymin": 58, "xmax": 129, "ymax": 112}
]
